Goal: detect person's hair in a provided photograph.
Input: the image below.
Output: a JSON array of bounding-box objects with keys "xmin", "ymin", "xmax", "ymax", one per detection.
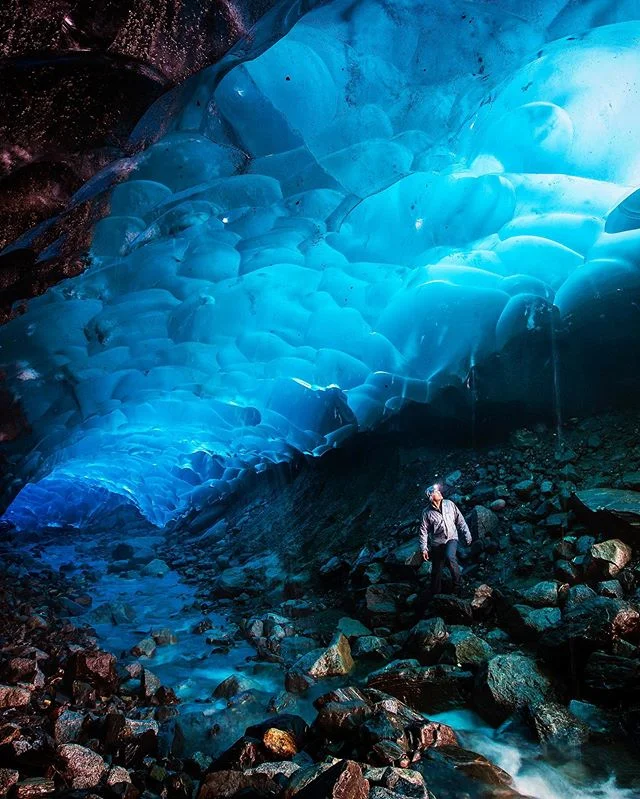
[{"xmin": 425, "ymin": 484, "xmax": 438, "ymax": 498}]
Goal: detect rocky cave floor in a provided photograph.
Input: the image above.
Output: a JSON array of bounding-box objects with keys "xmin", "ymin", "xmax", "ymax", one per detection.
[{"xmin": 2, "ymin": 409, "xmax": 640, "ymax": 798}]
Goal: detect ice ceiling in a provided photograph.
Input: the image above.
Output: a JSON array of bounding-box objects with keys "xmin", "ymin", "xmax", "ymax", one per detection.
[{"xmin": 3, "ymin": 0, "xmax": 640, "ymax": 529}]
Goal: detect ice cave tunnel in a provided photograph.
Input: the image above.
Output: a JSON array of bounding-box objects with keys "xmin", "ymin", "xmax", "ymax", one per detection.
[{"xmin": 2, "ymin": 0, "xmax": 640, "ymax": 531}]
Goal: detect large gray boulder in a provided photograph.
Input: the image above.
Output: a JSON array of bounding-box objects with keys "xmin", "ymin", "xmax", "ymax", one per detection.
[{"xmin": 473, "ymin": 654, "xmax": 554, "ymax": 725}]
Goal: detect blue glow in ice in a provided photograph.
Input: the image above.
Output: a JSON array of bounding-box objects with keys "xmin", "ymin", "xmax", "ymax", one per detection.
[{"xmin": 3, "ymin": 0, "xmax": 640, "ymax": 528}]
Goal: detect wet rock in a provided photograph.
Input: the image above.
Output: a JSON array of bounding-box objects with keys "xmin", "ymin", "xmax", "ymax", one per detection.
[
  {"xmin": 245, "ymin": 715, "xmax": 308, "ymax": 758},
  {"xmin": 405, "ymin": 618, "xmax": 448, "ymax": 663},
  {"xmin": 90, "ymin": 601, "xmax": 136, "ymax": 625},
  {"xmin": 423, "ymin": 745, "xmax": 517, "ymax": 795},
  {"xmin": 367, "ymin": 660, "xmax": 472, "ymax": 713},
  {"xmin": 131, "ymin": 636, "xmax": 156, "ymax": 658},
  {"xmin": 474, "ymin": 654, "xmax": 554, "ymax": 725},
  {"xmin": 367, "ymin": 766, "xmax": 427, "ymax": 799},
  {"xmin": 439, "ymin": 629, "xmax": 493, "ymax": 668},
  {"xmin": 213, "ymin": 673, "xmax": 260, "ymax": 699},
  {"xmin": 141, "ymin": 558, "xmax": 170, "ymax": 577},
  {"xmin": 58, "ymin": 743, "xmax": 106, "ymax": 789},
  {"xmin": 586, "ymin": 539, "xmax": 632, "ymax": 580},
  {"xmin": 286, "ymin": 633, "xmax": 353, "ymax": 691},
  {"xmin": 531, "ymin": 701, "xmax": 590, "ymax": 751},
  {"xmin": 198, "ymin": 769, "xmax": 279, "ymax": 798},
  {"xmin": 151, "ymin": 627, "xmax": 177, "ymax": 645},
  {"xmin": 519, "ymin": 581, "xmax": 559, "ymax": 608},
  {"xmin": 0, "ymin": 685, "xmax": 31, "ymax": 707},
  {"xmin": 214, "ymin": 566, "xmax": 258, "ymax": 598},
  {"xmin": 289, "ymin": 759, "xmax": 369, "ymax": 799},
  {"xmin": 568, "ymin": 700, "xmax": 621, "ymax": 741}
]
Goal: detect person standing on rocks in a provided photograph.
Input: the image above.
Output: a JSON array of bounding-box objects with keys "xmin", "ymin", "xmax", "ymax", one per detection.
[{"xmin": 420, "ymin": 484, "xmax": 472, "ymax": 597}]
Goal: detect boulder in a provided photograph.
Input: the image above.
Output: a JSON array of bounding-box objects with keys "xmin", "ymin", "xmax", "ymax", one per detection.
[
  {"xmin": 503, "ymin": 605, "xmax": 561, "ymax": 642},
  {"xmin": 571, "ymin": 488, "xmax": 640, "ymax": 533},
  {"xmin": 405, "ymin": 618, "xmax": 448, "ymax": 663},
  {"xmin": 540, "ymin": 597, "xmax": 640, "ymax": 666},
  {"xmin": 286, "ymin": 633, "xmax": 353, "ymax": 692},
  {"xmin": 439, "ymin": 629, "xmax": 493, "ymax": 669},
  {"xmin": 198, "ymin": 770, "xmax": 279, "ymax": 798},
  {"xmin": 583, "ymin": 652, "xmax": 640, "ymax": 702},
  {"xmin": 426, "ymin": 596, "xmax": 473, "ymax": 625},
  {"xmin": 289, "ymin": 760, "xmax": 369, "ymax": 799},
  {"xmin": 586, "ymin": 539, "xmax": 632, "ymax": 580},
  {"xmin": 54, "ymin": 710, "xmax": 84, "ymax": 744},
  {"xmin": 597, "ymin": 580, "xmax": 624, "ymax": 598},
  {"xmin": 58, "ymin": 744, "xmax": 106, "ymax": 789},
  {"xmin": 563, "ymin": 584, "xmax": 597, "ymax": 611},
  {"xmin": 474, "ymin": 655, "xmax": 554, "ymax": 725},
  {"xmin": 0, "ymin": 685, "xmax": 31, "ymax": 708},
  {"xmin": 467, "ymin": 506, "xmax": 500, "ymax": 540},
  {"xmin": 519, "ymin": 581, "xmax": 559, "ymax": 608},
  {"xmin": 245, "ymin": 715, "xmax": 308, "ymax": 758},
  {"xmin": 141, "ymin": 558, "xmax": 170, "ymax": 577},
  {"xmin": 470, "ymin": 584, "xmax": 497, "ymax": 619},
  {"xmin": 367, "ymin": 660, "xmax": 473, "ymax": 713},
  {"xmin": 213, "ymin": 674, "xmax": 260, "ymax": 700},
  {"xmin": 531, "ymin": 701, "xmax": 590, "ymax": 751},
  {"xmin": 352, "ymin": 636, "xmax": 394, "ymax": 660},
  {"xmin": 66, "ymin": 650, "xmax": 118, "ymax": 692},
  {"xmin": 337, "ymin": 617, "xmax": 373, "ymax": 639}
]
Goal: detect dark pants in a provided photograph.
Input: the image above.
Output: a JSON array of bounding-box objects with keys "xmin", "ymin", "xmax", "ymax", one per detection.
[{"xmin": 430, "ymin": 539, "xmax": 460, "ymax": 595}]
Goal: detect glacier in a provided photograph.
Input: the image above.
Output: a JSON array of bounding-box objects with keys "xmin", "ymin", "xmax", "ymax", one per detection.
[{"xmin": 2, "ymin": 0, "xmax": 640, "ymax": 530}]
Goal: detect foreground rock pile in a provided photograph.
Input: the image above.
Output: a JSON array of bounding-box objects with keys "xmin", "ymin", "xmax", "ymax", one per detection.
[{"xmin": 2, "ymin": 412, "xmax": 640, "ymax": 796}]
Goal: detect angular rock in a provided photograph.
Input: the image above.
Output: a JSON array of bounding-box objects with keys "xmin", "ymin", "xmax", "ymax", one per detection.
[
  {"xmin": 597, "ymin": 580, "xmax": 624, "ymax": 598},
  {"xmin": 337, "ymin": 617, "xmax": 373, "ymax": 639},
  {"xmin": 474, "ymin": 655, "xmax": 554, "ymax": 725},
  {"xmin": 141, "ymin": 558, "xmax": 170, "ymax": 577},
  {"xmin": 66, "ymin": 650, "xmax": 118, "ymax": 692},
  {"xmin": 198, "ymin": 769, "xmax": 279, "ymax": 798},
  {"xmin": 0, "ymin": 770, "xmax": 19, "ymax": 796},
  {"xmin": 213, "ymin": 673, "xmax": 260, "ymax": 699},
  {"xmin": 540, "ymin": 597, "xmax": 640, "ymax": 665},
  {"xmin": 519, "ymin": 581, "xmax": 559, "ymax": 608},
  {"xmin": 0, "ymin": 685, "xmax": 31, "ymax": 708},
  {"xmin": 503, "ymin": 605, "xmax": 561, "ymax": 641},
  {"xmin": 586, "ymin": 539, "xmax": 632, "ymax": 580},
  {"xmin": 405, "ymin": 618, "xmax": 448, "ymax": 663},
  {"xmin": 470, "ymin": 584, "xmax": 496, "ymax": 619},
  {"xmin": 583, "ymin": 652, "xmax": 640, "ymax": 701},
  {"xmin": 286, "ymin": 633, "xmax": 353, "ymax": 690},
  {"xmin": 531, "ymin": 701, "xmax": 590, "ymax": 751},
  {"xmin": 245, "ymin": 715, "xmax": 308, "ymax": 758},
  {"xmin": 367, "ymin": 660, "xmax": 472, "ymax": 713},
  {"xmin": 572, "ymin": 488, "xmax": 640, "ymax": 533},
  {"xmin": 54, "ymin": 710, "xmax": 84, "ymax": 744},
  {"xmin": 13, "ymin": 778, "xmax": 56, "ymax": 798},
  {"xmin": 426, "ymin": 596, "xmax": 473, "ymax": 625},
  {"xmin": 352, "ymin": 636, "xmax": 393, "ymax": 660},
  {"xmin": 131, "ymin": 636, "xmax": 156, "ymax": 658},
  {"xmin": 467, "ymin": 506, "xmax": 500, "ymax": 540},
  {"xmin": 440, "ymin": 629, "xmax": 493, "ymax": 668},
  {"xmin": 563, "ymin": 584, "xmax": 597, "ymax": 611},
  {"xmin": 292, "ymin": 759, "xmax": 369, "ymax": 799},
  {"xmin": 58, "ymin": 743, "xmax": 106, "ymax": 789}
]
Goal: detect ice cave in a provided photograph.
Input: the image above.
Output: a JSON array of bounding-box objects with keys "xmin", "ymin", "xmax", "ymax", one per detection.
[{"xmin": 1, "ymin": 1, "xmax": 640, "ymax": 797}]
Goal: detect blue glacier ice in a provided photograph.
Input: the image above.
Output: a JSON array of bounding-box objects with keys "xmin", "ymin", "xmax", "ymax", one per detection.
[{"xmin": 2, "ymin": 0, "xmax": 640, "ymax": 529}]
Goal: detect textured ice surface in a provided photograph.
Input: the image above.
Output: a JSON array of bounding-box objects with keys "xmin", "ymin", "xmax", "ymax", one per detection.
[{"xmin": 3, "ymin": 0, "xmax": 640, "ymax": 528}]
